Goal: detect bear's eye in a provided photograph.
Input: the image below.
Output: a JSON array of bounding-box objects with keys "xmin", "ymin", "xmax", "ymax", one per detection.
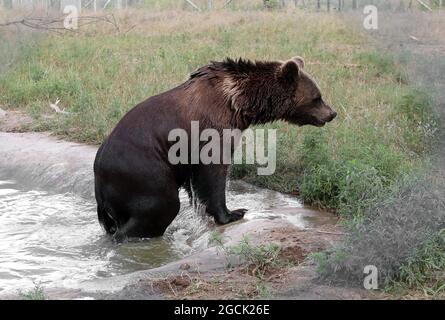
[{"xmin": 313, "ymin": 97, "xmax": 322, "ymax": 103}]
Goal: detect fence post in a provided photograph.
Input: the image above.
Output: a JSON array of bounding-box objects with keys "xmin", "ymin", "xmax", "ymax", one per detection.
[
  {"xmin": 185, "ymin": 0, "xmax": 202, "ymax": 11},
  {"xmin": 327, "ymin": 0, "xmax": 330, "ymax": 12},
  {"xmin": 352, "ymin": 0, "xmax": 357, "ymax": 10}
]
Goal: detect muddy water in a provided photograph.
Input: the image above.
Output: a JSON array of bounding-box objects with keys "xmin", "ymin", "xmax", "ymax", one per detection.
[{"xmin": 0, "ymin": 132, "xmax": 336, "ymax": 295}]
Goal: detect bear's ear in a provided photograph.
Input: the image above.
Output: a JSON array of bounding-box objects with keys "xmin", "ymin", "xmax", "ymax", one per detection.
[
  {"xmin": 279, "ymin": 59, "xmax": 300, "ymax": 84},
  {"xmin": 292, "ymin": 56, "xmax": 305, "ymax": 69}
]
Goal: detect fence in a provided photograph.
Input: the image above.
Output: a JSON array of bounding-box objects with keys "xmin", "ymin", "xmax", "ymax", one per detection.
[
  {"xmin": 0, "ymin": 0, "xmax": 443, "ymax": 11},
  {"xmin": 0, "ymin": 0, "xmax": 143, "ymax": 10},
  {"xmin": 188, "ymin": 0, "xmax": 444, "ymax": 11}
]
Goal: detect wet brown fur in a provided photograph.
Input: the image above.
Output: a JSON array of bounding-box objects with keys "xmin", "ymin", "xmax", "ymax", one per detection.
[
  {"xmin": 94, "ymin": 57, "xmax": 337, "ymax": 241},
  {"xmin": 178, "ymin": 57, "xmax": 335, "ymax": 131}
]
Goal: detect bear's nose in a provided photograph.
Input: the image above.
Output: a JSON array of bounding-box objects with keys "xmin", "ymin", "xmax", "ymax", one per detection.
[{"xmin": 329, "ymin": 110, "xmax": 337, "ymax": 121}]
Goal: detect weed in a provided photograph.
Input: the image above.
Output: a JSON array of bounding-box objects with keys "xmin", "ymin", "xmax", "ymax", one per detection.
[
  {"xmin": 209, "ymin": 234, "xmax": 283, "ymax": 279},
  {"xmin": 394, "ymin": 229, "xmax": 445, "ymax": 296},
  {"xmin": 18, "ymin": 283, "xmax": 46, "ymax": 300},
  {"xmin": 315, "ymin": 172, "xmax": 445, "ymax": 288},
  {"xmin": 230, "ymin": 237, "xmax": 282, "ymax": 279}
]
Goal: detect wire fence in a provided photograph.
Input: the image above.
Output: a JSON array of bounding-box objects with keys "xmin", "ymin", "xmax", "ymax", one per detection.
[
  {"xmin": 0, "ymin": 0, "xmax": 442, "ymax": 12},
  {"xmin": 0, "ymin": 0, "xmax": 143, "ymax": 11}
]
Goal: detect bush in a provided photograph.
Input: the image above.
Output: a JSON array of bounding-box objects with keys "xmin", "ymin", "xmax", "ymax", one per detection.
[
  {"xmin": 315, "ymin": 172, "xmax": 445, "ymax": 288},
  {"xmin": 18, "ymin": 283, "xmax": 46, "ymax": 300}
]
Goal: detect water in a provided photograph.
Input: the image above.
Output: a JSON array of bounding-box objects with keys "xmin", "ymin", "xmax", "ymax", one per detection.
[
  {"xmin": 0, "ymin": 177, "xmax": 336, "ymax": 295},
  {"xmin": 0, "ymin": 179, "xmax": 200, "ymax": 294}
]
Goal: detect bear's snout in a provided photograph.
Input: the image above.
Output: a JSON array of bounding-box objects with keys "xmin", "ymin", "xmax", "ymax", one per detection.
[
  {"xmin": 327, "ymin": 110, "xmax": 337, "ymax": 122},
  {"xmin": 319, "ymin": 103, "xmax": 337, "ymax": 124}
]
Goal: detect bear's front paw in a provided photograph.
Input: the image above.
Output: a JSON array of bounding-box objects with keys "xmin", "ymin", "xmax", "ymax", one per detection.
[
  {"xmin": 214, "ymin": 208, "xmax": 247, "ymax": 225},
  {"xmin": 229, "ymin": 208, "xmax": 247, "ymax": 221}
]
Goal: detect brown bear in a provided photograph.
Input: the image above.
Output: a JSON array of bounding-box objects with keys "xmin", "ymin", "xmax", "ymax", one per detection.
[{"xmin": 94, "ymin": 56, "xmax": 337, "ymax": 241}]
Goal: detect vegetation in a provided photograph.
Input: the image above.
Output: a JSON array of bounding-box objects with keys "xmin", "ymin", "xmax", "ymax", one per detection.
[
  {"xmin": 395, "ymin": 230, "xmax": 445, "ymax": 297},
  {"xmin": 209, "ymin": 232, "xmax": 285, "ymax": 297},
  {"xmin": 313, "ymin": 170, "xmax": 445, "ymax": 295},
  {"xmin": 210, "ymin": 232, "xmax": 283, "ymax": 278},
  {"xmin": 304, "ymin": 10, "xmax": 445, "ymax": 295},
  {"xmin": 18, "ymin": 283, "xmax": 46, "ymax": 300}
]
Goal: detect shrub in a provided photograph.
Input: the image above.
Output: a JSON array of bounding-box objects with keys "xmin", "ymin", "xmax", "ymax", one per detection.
[{"xmin": 315, "ymin": 173, "xmax": 445, "ymax": 288}]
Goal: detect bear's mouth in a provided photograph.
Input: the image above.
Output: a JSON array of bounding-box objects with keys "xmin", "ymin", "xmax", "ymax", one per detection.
[
  {"xmin": 294, "ymin": 119, "xmax": 326, "ymax": 127},
  {"xmin": 313, "ymin": 120, "xmax": 326, "ymax": 127},
  {"xmin": 310, "ymin": 118, "xmax": 327, "ymax": 127},
  {"xmin": 291, "ymin": 116, "xmax": 328, "ymax": 127}
]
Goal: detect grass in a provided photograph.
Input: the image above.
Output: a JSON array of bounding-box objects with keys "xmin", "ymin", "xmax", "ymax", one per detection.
[
  {"xmin": 394, "ymin": 230, "xmax": 445, "ymax": 297},
  {"xmin": 0, "ymin": 9, "xmax": 430, "ymax": 219},
  {"xmin": 209, "ymin": 232, "xmax": 285, "ymax": 297},
  {"xmin": 305, "ymin": 10, "xmax": 445, "ymax": 294},
  {"xmin": 209, "ymin": 232, "xmax": 284, "ymax": 279},
  {"xmin": 18, "ymin": 283, "xmax": 46, "ymax": 300},
  {"xmin": 230, "ymin": 237, "xmax": 283, "ymax": 279},
  {"xmin": 313, "ymin": 170, "xmax": 445, "ymax": 291}
]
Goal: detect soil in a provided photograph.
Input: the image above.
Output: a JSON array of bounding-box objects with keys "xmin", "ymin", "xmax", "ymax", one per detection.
[
  {"xmin": 0, "ymin": 108, "xmax": 33, "ymax": 132},
  {"xmin": 104, "ymin": 223, "xmax": 371, "ymax": 300}
]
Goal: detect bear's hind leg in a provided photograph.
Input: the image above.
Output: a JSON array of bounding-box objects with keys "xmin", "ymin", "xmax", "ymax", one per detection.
[{"xmin": 112, "ymin": 193, "xmax": 180, "ymax": 242}]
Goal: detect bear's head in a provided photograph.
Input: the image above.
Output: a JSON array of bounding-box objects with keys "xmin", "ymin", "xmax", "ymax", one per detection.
[{"xmin": 276, "ymin": 56, "xmax": 337, "ymax": 127}]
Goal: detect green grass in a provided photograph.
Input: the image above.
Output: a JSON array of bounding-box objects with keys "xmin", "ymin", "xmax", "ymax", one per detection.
[
  {"xmin": 229, "ymin": 237, "xmax": 283, "ymax": 279},
  {"xmin": 209, "ymin": 232, "xmax": 284, "ymax": 280},
  {"xmin": 0, "ymin": 9, "xmax": 436, "ymax": 219},
  {"xmin": 18, "ymin": 283, "xmax": 46, "ymax": 300},
  {"xmin": 394, "ymin": 230, "xmax": 445, "ymax": 296},
  {"xmin": 209, "ymin": 232, "xmax": 285, "ymax": 298}
]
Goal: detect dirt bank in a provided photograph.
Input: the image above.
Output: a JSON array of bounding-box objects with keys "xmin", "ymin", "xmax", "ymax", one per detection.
[{"xmin": 88, "ymin": 220, "xmax": 348, "ymax": 300}]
